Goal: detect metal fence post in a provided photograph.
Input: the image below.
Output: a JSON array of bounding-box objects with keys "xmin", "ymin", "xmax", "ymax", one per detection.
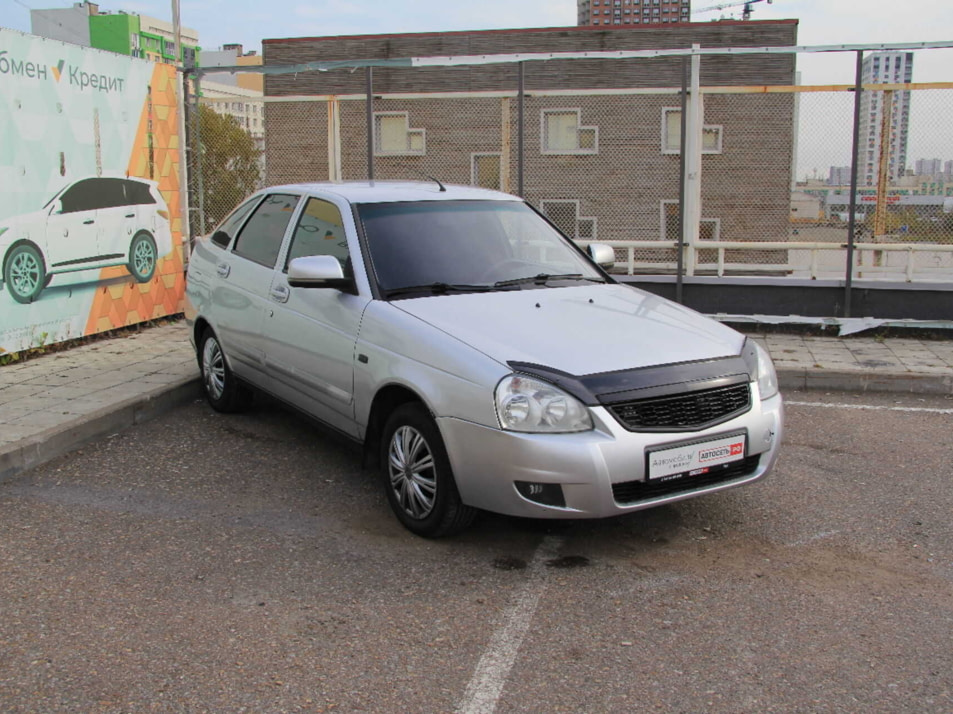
[
  {"xmin": 845, "ymin": 50, "xmax": 864, "ymax": 317},
  {"xmin": 682, "ymin": 44, "xmax": 703, "ymax": 278},
  {"xmin": 517, "ymin": 61, "xmax": 525, "ymax": 198},
  {"xmin": 177, "ymin": 68, "xmax": 192, "ymax": 254},
  {"xmin": 327, "ymin": 97, "xmax": 342, "ymax": 182},
  {"xmin": 676, "ymin": 55, "xmax": 689, "ymax": 304},
  {"xmin": 191, "ymin": 72, "xmax": 206, "ymax": 237},
  {"xmin": 366, "ymin": 67, "xmax": 375, "ymax": 181}
]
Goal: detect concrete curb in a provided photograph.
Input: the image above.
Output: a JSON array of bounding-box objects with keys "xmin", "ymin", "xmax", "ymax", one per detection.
[
  {"xmin": 1, "ymin": 366, "xmax": 949, "ymax": 486},
  {"xmin": 778, "ymin": 368, "xmax": 953, "ymax": 395},
  {"xmin": 0, "ymin": 376, "xmax": 201, "ymax": 484}
]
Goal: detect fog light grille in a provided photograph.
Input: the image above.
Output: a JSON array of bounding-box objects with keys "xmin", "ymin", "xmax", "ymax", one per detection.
[{"xmin": 515, "ymin": 481, "xmax": 566, "ymax": 508}]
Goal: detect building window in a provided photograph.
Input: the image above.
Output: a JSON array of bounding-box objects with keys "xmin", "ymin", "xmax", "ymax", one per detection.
[
  {"xmin": 374, "ymin": 112, "xmax": 426, "ymax": 156},
  {"xmin": 540, "ymin": 200, "xmax": 597, "ymax": 241},
  {"xmin": 471, "ymin": 153, "xmax": 502, "ymax": 191},
  {"xmin": 661, "ymin": 200, "xmax": 720, "ymax": 242},
  {"xmin": 541, "ymin": 109, "xmax": 598, "ymax": 155},
  {"xmin": 662, "ymin": 108, "xmax": 723, "ymax": 155}
]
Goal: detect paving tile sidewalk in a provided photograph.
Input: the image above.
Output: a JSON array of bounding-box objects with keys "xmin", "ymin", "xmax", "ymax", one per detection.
[
  {"xmin": 0, "ymin": 322, "xmax": 198, "ymax": 481},
  {"xmin": 0, "ymin": 320, "xmax": 950, "ymax": 482}
]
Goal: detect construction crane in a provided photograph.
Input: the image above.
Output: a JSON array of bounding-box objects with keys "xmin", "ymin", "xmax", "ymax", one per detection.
[{"xmin": 693, "ymin": 0, "xmax": 773, "ymax": 21}]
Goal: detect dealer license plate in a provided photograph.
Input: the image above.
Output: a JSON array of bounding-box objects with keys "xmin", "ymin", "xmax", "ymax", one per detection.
[{"xmin": 647, "ymin": 432, "xmax": 747, "ymax": 481}]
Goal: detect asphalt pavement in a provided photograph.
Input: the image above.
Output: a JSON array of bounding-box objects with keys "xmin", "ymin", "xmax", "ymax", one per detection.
[{"xmin": 0, "ymin": 317, "xmax": 951, "ymax": 483}]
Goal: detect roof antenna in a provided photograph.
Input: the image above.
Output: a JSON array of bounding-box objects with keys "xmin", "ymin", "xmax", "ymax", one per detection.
[{"xmin": 401, "ymin": 164, "xmax": 446, "ymax": 192}]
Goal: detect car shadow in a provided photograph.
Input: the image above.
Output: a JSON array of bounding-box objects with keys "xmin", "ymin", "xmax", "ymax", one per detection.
[{"xmin": 32, "ymin": 274, "xmax": 137, "ymax": 302}]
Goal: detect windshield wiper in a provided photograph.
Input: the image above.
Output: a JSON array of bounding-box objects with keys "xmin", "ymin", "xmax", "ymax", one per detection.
[
  {"xmin": 382, "ymin": 282, "xmax": 495, "ymax": 298},
  {"xmin": 494, "ymin": 273, "xmax": 603, "ymax": 288}
]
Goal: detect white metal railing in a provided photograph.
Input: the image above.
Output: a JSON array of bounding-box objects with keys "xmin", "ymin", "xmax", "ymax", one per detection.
[{"xmin": 576, "ymin": 240, "xmax": 953, "ymax": 282}]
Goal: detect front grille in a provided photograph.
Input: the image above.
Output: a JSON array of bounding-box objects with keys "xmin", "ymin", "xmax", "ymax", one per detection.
[
  {"xmin": 612, "ymin": 455, "xmax": 761, "ymax": 504},
  {"xmin": 608, "ymin": 382, "xmax": 750, "ymax": 432}
]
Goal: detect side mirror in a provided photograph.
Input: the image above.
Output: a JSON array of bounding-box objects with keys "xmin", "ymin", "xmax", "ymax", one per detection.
[
  {"xmin": 288, "ymin": 255, "xmax": 353, "ymax": 291},
  {"xmin": 587, "ymin": 243, "xmax": 615, "ymax": 270},
  {"xmin": 52, "ymin": 199, "xmax": 64, "ymax": 215}
]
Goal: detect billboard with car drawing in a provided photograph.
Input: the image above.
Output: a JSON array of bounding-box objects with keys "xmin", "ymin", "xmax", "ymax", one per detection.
[{"xmin": 0, "ymin": 28, "xmax": 185, "ymax": 355}]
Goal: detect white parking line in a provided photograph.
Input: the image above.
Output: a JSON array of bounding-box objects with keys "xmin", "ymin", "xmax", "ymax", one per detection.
[
  {"xmin": 786, "ymin": 401, "xmax": 953, "ymax": 415},
  {"xmin": 456, "ymin": 535, "xmax": 563, "ymax": 714}
]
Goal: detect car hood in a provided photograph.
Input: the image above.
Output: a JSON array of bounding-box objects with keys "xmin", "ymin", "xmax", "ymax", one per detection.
[
  {"xmin": 0, "ymin": 208, "xmax": 49, "ymax": 225},
  {"xmin": 0, "ymin": 209, "xmax": 47, "ymax": 241},
  {"xmin": 393, "ymin": 283, "xmax": 744, "ymax": 376}
]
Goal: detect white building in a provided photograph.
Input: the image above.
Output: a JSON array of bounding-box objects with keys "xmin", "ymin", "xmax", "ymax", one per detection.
[
  {"xmin": 828, "ymin": 166, "xmax": 851, "ymax": 186},
  {"xmin": 200, "ymin": 80, "xmax": 265, "ymax": 152},
  {"xmin": 915, "ymin": 158, "xmax": 943, "ymax": 177},
  {"xmin": 858, "ymin": 52, "xmax": 913, "ymax": 186}
]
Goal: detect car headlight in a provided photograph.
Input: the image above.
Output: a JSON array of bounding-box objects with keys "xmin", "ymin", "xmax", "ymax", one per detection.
[
  {"xmin": 495, "ymin": 374, "xmax": 593, "ymax": 433},
  {"xmin": 741, "ymin": 338, "xmax": 779, "ymax": 400}
]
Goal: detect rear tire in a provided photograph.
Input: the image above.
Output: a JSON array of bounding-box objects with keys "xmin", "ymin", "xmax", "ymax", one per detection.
[
  {"xmin": 199, "ymin": 328, "xmax": 252, "ymax": 413},
  {"xmin": 381, "ymin": 403, "xmax": 476, "ymax": 537},
  {"xmin": 128, "ymin": 232, "xmax": 157, "ymax": 283}
]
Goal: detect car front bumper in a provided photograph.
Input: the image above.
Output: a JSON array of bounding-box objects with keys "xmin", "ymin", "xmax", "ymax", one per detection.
[{"xmin": 438, "ymin": 393, "xmax": 783, "ymax": 519}]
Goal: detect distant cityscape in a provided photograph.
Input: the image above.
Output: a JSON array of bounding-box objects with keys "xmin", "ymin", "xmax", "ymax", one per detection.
[
  {"xmin": 827, "ymin": 159, "xmax": 953, "ymax": 190},
  {"xmin": 23, "ymin": 0, "xmax": 949, "ymax": 228}
]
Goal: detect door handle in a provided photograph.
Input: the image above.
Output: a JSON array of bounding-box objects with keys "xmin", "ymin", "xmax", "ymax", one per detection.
[
  {"xmin": 83, "ymin": 219, "xmax": 95, "ymax": 225},
  {"xmin": 125, "ymin": 213, "xmax": 135, "ymax": 218},
  {"xmin": 216, "ymin": 263, "xmax": 230, "ymax": 278},
  {"xmin": 270, "ymin": 285, "xmax": 290, "ymax": 303}
]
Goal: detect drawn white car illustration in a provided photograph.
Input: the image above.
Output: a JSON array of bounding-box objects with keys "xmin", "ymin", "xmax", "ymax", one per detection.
[{"xmin": 0, "ymin": 175, "xmax": 173, "ymax": 304}]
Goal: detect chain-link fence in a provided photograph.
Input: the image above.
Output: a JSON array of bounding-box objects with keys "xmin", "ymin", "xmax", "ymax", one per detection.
[{"xmin": 183, "ymin": 45, "xmax": 953, "ymax": 284}]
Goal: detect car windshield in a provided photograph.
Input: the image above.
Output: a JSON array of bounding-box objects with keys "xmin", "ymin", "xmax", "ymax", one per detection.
[{"xmin": 357, "ymin": 200, "xmax": 605, "ymax": 297}]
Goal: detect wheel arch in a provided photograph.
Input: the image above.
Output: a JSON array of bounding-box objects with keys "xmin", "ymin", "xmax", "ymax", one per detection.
[
  {"xmin": 192, "ymin": 317, "xmax": 212, "ymax": 369},
  {"xmin": 130, "ymin": 228, "xmax": 155, "ymax": 244},
  {"xmin": 3, "ymin": 239, "xmax": 45, "ymax": 277},
  {"xmin": 363, "ymin": 383, "xmax": 430, "ymax": 469}
]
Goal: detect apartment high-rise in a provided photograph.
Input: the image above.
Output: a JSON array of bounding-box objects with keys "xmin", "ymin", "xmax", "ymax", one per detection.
[
  {"xmin": 858, "ymin": 51, "xmax": 913, "ymax": 186},
  {"xmin": 915, "ymin": 158, "xmax": 943, "ymax": 177},
  {"xmin": 30, "ymin": 1, "xmax": 200, "ymax": 66},
  {"xmin": 828, "ymin": 166, "xmax": 852, "ymax": 186},
  {"xmin": 577, "ymin": 0, "xmax": 691, "ymax": 26}
]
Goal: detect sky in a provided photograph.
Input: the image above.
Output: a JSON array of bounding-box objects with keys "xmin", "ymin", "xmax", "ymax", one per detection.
[
  {"xmin": 3, "ymin": 0, "xmax": 953, "ymax": 177},
  {"xmin": 3, "ymin": 0, "xmax": 951, "ymax": 72}
]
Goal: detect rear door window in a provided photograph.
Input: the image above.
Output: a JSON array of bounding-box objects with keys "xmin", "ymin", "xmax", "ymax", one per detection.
[
  {"xmin": 211, "ymin": 196, "xmax": 263, "ymax": 248},
  {"xmin": 97, "ymin": 178, "xmax": 129, "ymax": 209},
  {"xmin": 232, "ymin": 193, "xmax": 301, "ymax": 268}
]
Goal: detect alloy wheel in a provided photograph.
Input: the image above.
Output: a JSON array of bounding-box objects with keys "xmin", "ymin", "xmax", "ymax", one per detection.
[
  {"xmin": 202, "ymin": 336, "xmax": 226, "ymax": 401},
  {"xmin": 133, "ymin": 238, "xmax": 156, "ymax": 279},
  {"xmin": 388, "ymin": 425, "xmax": 437, "ymax": 519}
]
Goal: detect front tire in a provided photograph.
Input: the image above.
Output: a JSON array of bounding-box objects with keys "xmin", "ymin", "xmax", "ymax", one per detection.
[
  {"xmin": 4, "ymin": 243, "xmax": 47, "ymax": 304},
  {"xmin": 199, "ymin": 328, "xmax": 252, "ymax": 413},
  {"xmin": 128, "ymin": 232, "xmax": 157, "ymax": 283},
  {"xmin": 381, "ymin": 403, "xmax": 476, "ymax": 537}
]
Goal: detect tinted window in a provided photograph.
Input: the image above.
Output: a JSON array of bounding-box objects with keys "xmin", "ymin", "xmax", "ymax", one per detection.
[
  {"xmin": 59, "ymin": 179, "xmax": 113, "ymax": 213},
  {"xmin": 126, "ymin": 180, "xmax": 156, "ymax": 205},
  {"xmin": 285, "ymin": 198, "xmax": 348, "ymax": 271},
  {"xmin": 232, "ymin": 193, "xmax": 300, "ymax": 268},
  {"xmin": 358, "ymin": 200, "xmax": 601, "ymax": 292},
  {"xmin": 98, "ymin": 178, "xmax": 129, "ymax": 209},
  {"xmin": 211, "ymin": 196, "xmax": 263, "ymax": 248}
]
